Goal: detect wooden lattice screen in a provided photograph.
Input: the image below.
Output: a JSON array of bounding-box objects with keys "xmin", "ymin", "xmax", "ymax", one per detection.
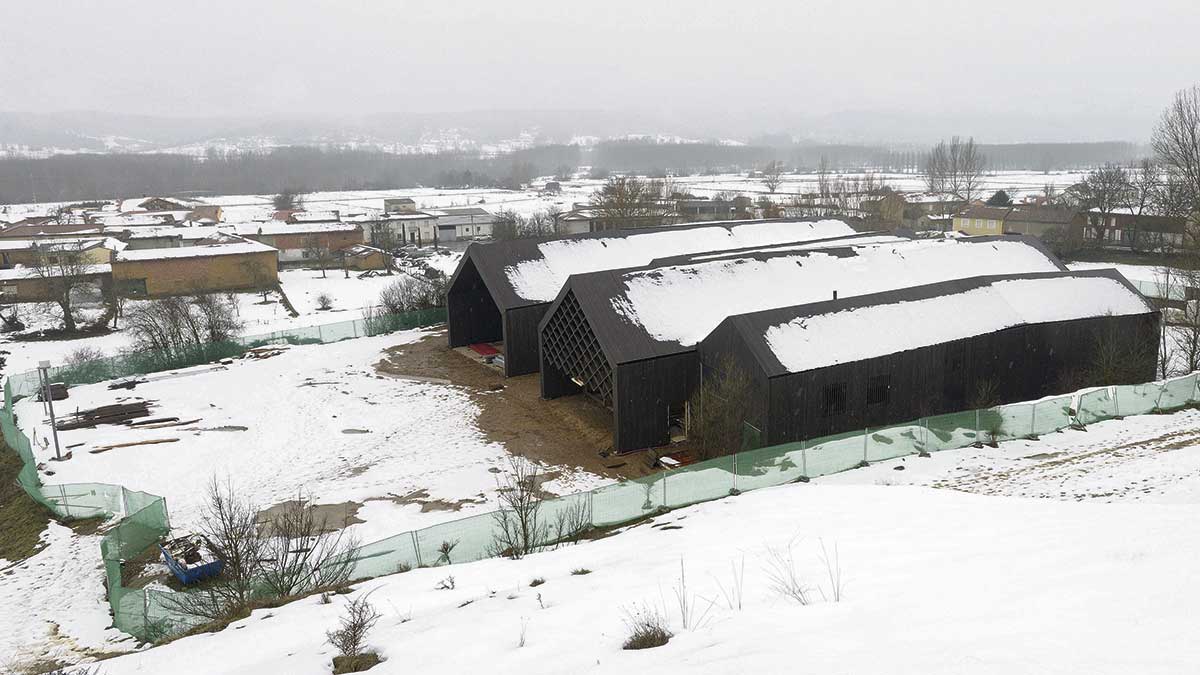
[{"xmin": 541, "ymin": 290, "xmax": 614, "ymax": 406}]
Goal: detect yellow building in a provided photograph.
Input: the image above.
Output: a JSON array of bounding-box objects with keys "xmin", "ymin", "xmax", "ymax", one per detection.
[{"xmin": 952, "ymin": 206, "xmax": 1012, "ymax": 235}]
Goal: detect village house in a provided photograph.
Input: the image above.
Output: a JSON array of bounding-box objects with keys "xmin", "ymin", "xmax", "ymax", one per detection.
[
  {"xmin": 952, "ymin": 206, "xmax": 1011, "ymax": 235},
  {"xmin": 111, "ymin": 237, "xmax": 279, "ymax": 298},
  {"xmin": 233, "ymin": 222, "xmax": 362, "ymax": 264},
  {"xmin": 0, "ymin": 237, "xmax": 124, "ymax": 268},
  {"xmin": 0, "ymin": 264, "xmax": 113, "ymax": 304},
  {"xmin": 1084, "ymin": 209, "xmax": 1189, "ymax": 252},
  {"xmin": 434, "ymin": 206, "xmax": 495, "ymax": 241},
  {"xmin": 1002, "ymin": 205, "xmax": 1086, "ymax": 239},
  {"xmin": 340, "ymin": 244, "xmax": 391, "ymax": 271}
]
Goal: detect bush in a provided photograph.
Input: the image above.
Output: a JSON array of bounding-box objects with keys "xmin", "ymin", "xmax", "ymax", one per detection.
[
  {"xmin": 125, "ymin": 294, "xmax": 243, "ymax": 359},
  {"xmin": 621, "ymin": 605, "xmax": 672, "ymax": 650},
  {"xmin": 326, "ymin": 595, "xmax": 382, "ymax": 673},
  {"xmin": 316, "ymin": 293, "xmax": 334, "ymax": 310},
  {"xmin": 378, "ymin": 276, "xmax": 447, "ymax": 315}
]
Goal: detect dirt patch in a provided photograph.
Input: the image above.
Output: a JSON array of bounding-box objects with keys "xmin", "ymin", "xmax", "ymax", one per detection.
[
  {"xmin": 375, "ymin": 330, "xmax": 652, "ymax": 480},
  {"xmin": 374, "ymin": 488, "xmax": 488, "ymax": 513},
  {"xmin": 257, "ymin": 500, "xmax": 365, "ymax": 531}
]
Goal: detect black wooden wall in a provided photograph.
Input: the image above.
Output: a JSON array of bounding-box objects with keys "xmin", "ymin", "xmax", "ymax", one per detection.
[
  {"xmin": 760, "ymin": 313, "xmax": 1160, "ymax": 446},
  {"xmin": 447, "ymin": 258, "xmax": 502, "ymax": 348}
]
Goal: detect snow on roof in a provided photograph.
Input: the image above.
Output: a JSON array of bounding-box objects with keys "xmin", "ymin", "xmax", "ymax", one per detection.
[
  {"xmin": 232, "ymin": 222, "xmax": 360, "ymax": 236},
  {"xmin": 607, "ymin": 237, "xmax": 1065, "ymax": 350},
  {"xmin": 505, "ymin": 219, "xmax": 856, "ymax": 303},
  {"xmin": 0, "ymin": 264, "xmax": 111, "ymax": 281},
  {"xmin": 114, "ymin": 239, "xmax": 276, "ymax": 262},
  {"xmin": 763, "ymin": 273, "xmax": 1152, "ymax": 374},
  {"xmin": 676, "ymin": 233, "xmax": 906, "ymax": 263},
  {"xmin": 119, "ymin": 225, "xmax": 226, "ymax": 240}
]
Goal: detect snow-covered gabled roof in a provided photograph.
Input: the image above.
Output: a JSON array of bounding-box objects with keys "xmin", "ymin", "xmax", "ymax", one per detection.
[
  {"xmin": 718, "ymin": 270, "xmax": 1155, "ymax": 377},
  {"xmin": 458, "ymin": 218, "xmax": 858, "ymax": 310},
  {"xmin": 548, "ymin": 235, "xmax": 1066, "ymax": 365},
  {"xmin": 232, "ymin": 222, "xmax": 361, "ymax": 236},
  {"xmin": 113, "ymin": 238, "xmax": 277, "ymax": 262}
]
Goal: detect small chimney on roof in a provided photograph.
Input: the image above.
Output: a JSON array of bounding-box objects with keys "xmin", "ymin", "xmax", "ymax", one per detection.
[{"xmin": 833, "ymin": 290, "xmax": 838, "ymax": 300}]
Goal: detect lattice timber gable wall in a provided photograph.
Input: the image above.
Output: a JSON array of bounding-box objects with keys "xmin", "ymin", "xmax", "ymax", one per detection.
[{"xmin": 540, "ymin": 290, "xmax": 613, "ymax": 406}]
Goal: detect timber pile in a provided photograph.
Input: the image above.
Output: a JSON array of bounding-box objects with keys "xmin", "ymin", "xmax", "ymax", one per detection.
[{"xmin": 56, "ymin": 401, "xmax": 152, "ymax": 430}]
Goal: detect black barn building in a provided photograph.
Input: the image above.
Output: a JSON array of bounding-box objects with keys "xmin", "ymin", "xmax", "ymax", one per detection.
[
  {"xmin": 699, "ymin": 270, "xmax": 1159, "ymax": 446},
  {"xmin": 538, "ymin": 235, "xmax": 1069, "ymax": 451},
  {"xmin": 446, "ymin": 218, "xmax": 859, "ymax": 376}
]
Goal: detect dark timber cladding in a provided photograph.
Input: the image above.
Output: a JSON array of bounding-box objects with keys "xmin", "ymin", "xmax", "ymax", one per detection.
[
  {"xmin": 538, "ymin": 235, "xmax": 1069, "ymax": 452},
  {"xmin": 446, "ymin": 218, "xmax": 859, "ymax": 377},
  {"xmin": 699, "ymin": 270, "xmax": 1160, "ymax": 447}
]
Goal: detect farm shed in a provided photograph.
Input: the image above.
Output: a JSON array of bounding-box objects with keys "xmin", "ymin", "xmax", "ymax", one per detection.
[
  {"xmin": 111, "ymin": 237, "xmax": 278, "ymax": 297},
  {"xmin": 699, "ymin": 270, "xmax": 1159, "ymax": 446},
  {"xmin": 538, "ymin": 235, "xmax": 1067, "ymax": 452},
  {"xmin": 447, "ymin": 218, "xmax": 859, "ymax": 377}
]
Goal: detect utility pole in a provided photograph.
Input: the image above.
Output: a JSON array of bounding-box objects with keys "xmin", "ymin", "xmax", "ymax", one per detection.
[{"xmin": 38, "ymin": 360, "xmax": 63, "ymax": 461}]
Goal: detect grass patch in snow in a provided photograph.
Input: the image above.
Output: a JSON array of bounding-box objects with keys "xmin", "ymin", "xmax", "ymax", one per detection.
[
  {"xmin": 621, "ymin": 605, "xmax": 672, "ymax": 650},
  {"xmin": 570, "ymin": 568, "xmax": 592, "ymax": 576},
  {"xmin": 0, "ymin": 438, "xmax": 52, "ymax": 563},
  {"xmin": 332, "ymin": 652, "xmax": 381, "ymax": 674}
]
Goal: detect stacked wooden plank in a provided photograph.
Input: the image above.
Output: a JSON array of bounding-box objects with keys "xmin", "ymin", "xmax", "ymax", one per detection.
[{"xmin": 56, "ymin": 401, "xmax": 152, "ymax": 430}]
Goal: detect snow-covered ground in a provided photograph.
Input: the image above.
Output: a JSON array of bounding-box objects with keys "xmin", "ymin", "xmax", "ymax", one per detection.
[
  {"xmin": 89, "ymin": 478, "xmax": 1200, "ymax": 675},
  {"xmin": 15, "ymin": 330, "xmax": 604, "ymax": 540},
  {"xmin": 2, "ymin": 329, "xmax": 603, "ymax": 667}
]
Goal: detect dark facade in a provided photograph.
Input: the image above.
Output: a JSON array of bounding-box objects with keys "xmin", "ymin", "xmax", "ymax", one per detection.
[
  {"xmin": 538, "ymin": 235, "xmax": 1070, "ymax": 452},
  {"xmin": 699, "ymin": 271, "xmax": 1160, "ymax": 447}
]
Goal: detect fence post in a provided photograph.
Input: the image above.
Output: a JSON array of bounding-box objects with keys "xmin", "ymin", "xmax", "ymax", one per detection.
[
  {"xmin": 800, "ymin": 440, "xmax": 807, "ymax": 478},
  {"xmin": 661, "ymin": 470, "xmax": 668, "ymax": 508},
  {"xmin": 863, "ymin": 428, "xmax": 869, "ymax": 462},
  {"xmin": 1029, "ymin": 405, "xmax": 1036, "ymax": 438},
  {"xmin": 317, "ymin": 324, "xmax": 324, "ymax": 343},
  {"xmin": 588, "ymin": 489, "xmax": 595, "ymax": 527},
  {"xmin": 411, "ymin": 531, "xmax": 423, "ymax": 568},
  {"xmin": 731, "ymin": 450, "xmax": 738, "ymax": 494},
  {"xmin": 60, "ymin": 484, "xmax": 71, "ymax": 519},
  {"xmin": 974, "ymin": 409, "xmax": 981, "ymax": 443}
]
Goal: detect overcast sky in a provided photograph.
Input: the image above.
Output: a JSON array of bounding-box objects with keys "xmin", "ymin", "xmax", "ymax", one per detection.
[{"xmin": 2, "ymin": 0, "xmax": 1198, "ymax": 140}]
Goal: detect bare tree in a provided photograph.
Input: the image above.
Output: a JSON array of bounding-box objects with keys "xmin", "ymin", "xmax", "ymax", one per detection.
[
  {"xmin": 1125, "ymin": 159, "xmax": 1165, "ymax": 252},
  {"xmin": 924, "ymin": 137, "xmax": 987, "ymax": 202},
  {"xmin": 27, "ymin": 241, "xmax": 101, "ymax": 333},
  {"xmin": 1080, "ymin": 164, "xmax": 1132, "ymax": 243},
  {"xmin": 303, "ymin": 236, "xmax": 334, "ymax": 278},
  {"xmin": 1152, "ymin": 85, "xmax": 1200, "ymax": 216},
  {"xmin": 258, "ymin": 496, "xmax": 360, "ymax": 598},
  {"xmin": 488, "ymin": 456, "xmax": 548, "ymax": 560},
  {"xmin": 761, "ymin": 161, "xmax": 785, "ymax": 193},
  {"xmin": 588, "ymin": 176, "xmax": 667, "ymax": 230},
  {"xmin": 816, "ymin": 155, "xmax": 833, "ymax": 202},
  {"xmin": 162, "ymin": 479, "xmax": 266, "ymax": 624},
  {"xmin": 125, "ymin": 294, "xmax": 243, "ymax": 357}
]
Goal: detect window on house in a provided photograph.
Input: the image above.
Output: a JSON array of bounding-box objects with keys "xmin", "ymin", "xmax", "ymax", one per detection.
[
  {"xmin": 821, "ymin": 383, "xmax": 847, "ymax": 418},
  {"xmin": 866, "ymin": 374, "xmax": 891, "ymax": 406}
]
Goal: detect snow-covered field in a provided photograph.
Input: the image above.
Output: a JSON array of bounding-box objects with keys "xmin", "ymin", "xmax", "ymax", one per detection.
[
  {"xmin": 2, "ymin": 328, "xmax": 603, "ymax": 668},
  {"xmin": 0, "ymin": 170, "xmax": 1090, "ymax": 226},
  {"xmin": 91, "ymin": 478, "xmax": 1200, "ymax": 675}
]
